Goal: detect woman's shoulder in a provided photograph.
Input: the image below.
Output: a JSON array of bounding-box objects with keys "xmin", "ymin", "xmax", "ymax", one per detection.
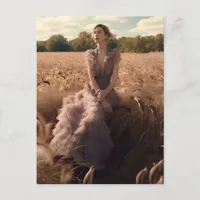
[
  {"xmin": 110, "ymin": 47, "xmax": 120, "ymax": 55},
  {"xmin": 85, "ymin": 48, "xmax": 96, "ymax": 57},
  {"xmin": 110, "ymin": 47, "xmax": 121, "ymax": 62},
  {"xmin": 85, "ymin": 49, "xmax": 93, "ymax": 54}
]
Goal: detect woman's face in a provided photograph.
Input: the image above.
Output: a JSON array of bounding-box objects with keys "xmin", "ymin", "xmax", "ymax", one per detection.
[{"xmin": 93, "ymin": 27, "xmax": 107, "ymax": 43}]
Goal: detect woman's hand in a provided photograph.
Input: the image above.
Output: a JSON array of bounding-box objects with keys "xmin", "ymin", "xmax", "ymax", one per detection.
[
  {"xmin": 97, "ymin": 90, "xmax": 107, "ymax": 102},
  {"xmin": 96, "ymin": 90, "xmax": 113, "ymax": 113}
]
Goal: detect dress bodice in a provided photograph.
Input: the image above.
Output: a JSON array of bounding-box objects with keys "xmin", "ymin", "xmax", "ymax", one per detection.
[{"xmin": 85, "ymin": 47, "xmax": 121, "ymax": 89}]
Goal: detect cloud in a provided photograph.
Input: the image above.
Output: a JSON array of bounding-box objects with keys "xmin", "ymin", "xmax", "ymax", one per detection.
[
  {"xmin": 116, "ymin": 35, "xmax": 122, "ymax": 39},
  {"xmin": 64, "ymin": 35, "xmax": 74, "ymax": 40},
  {"xmin": 93, "ymin": 16, "xmax": 128, "ymax": 23},
  {"xmin": 36, "ymin": 16, "xmax": 89, "ymax": 40},
  {"xmin": 110, "ymin": 29, "xmax": 119, "ymax": 35},
  {"xmin": 36, "ymin": 27, "xmax": 75, "ymax": 41},
  {"xmin": 36, "ymin": 16, "xmax": 87, "ymax": 29},
  {"xmin": 128, "ymin": 16, "xmax": 164, "ymax": 36}
]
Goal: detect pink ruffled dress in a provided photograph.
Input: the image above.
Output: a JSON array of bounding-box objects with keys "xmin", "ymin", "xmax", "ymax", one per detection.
[{"xmin": 49, "ymin": 47, "xmax": 122, "ymax": 169}]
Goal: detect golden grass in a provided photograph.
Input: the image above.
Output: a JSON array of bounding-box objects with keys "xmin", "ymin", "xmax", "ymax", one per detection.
[
  {"xmin": 37, "ymin": 52, "xmax": 164, "ymax": 184},
  {"xmin": 37, "ymin": 52, "xmax": 163, "ymax": 102}
]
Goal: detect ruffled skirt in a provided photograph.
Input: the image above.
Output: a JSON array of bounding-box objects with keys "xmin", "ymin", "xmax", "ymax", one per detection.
[{"xmin": 49, "ymin": 84, "xmax": 122, "ymax": 169}]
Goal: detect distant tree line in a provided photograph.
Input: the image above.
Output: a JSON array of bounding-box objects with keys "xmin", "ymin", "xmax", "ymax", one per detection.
[{"xmin": 37, "ymin": 31, "xmax": 164, "ymax": 53}]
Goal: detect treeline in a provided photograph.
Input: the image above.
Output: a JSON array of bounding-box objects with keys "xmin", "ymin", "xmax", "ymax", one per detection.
[{"xmin": 37, "ymin": 31, "xmax": 164, "ymax": 53}]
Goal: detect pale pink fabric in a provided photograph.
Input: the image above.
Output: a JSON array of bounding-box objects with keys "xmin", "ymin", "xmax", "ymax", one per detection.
[{"xmin": 49, "ymin": 47, "xmax": 122, "ymax": 169}]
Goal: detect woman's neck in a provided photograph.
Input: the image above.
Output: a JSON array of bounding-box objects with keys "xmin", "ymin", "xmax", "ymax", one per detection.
[{"xmin": 97, "ymin": 42, "xmax": 108, "ymax": 54}]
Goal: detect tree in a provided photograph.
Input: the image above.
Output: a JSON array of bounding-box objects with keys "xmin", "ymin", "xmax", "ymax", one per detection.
[
  {"xmin": 37, "ymin": 32, "xmax": 164, "ymax": 53},
  {"xmin": 69, "ymin": 32, "xmax": 95, "ymax": 51},
  {"xmin": 154, "ymin": 34, "xmax": 164, "ymax": 51},
  {"xmin": 135, "ymin": 36, "xmax": 143, "ymax": 53},
  {"xmin": 37, "ymin": 41, "xmax": 47, "ymax": 52},
  {"xmin": 108, "ymin": 39, "xmax": 118, "ymax": 49},
  {"xmin": 78, "ymin": 31, "xmax": 91, "ymax": 39},
  {"xmin": 46, "ymin": 34, "xmax": 70, "ymax": 52}
]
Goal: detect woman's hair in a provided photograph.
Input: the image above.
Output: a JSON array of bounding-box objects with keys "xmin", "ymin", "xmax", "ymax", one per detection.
[{"xmin": 93, "ymin": 24, "xmax": 115, "ymax": 40}]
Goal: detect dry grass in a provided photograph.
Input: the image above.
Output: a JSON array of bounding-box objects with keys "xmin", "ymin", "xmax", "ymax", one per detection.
[
  {"xmin": 37, "ymin": 52, "xmax": 163, "ymax": 104},
  {"xmin": 37, "ymin": 52, "xmax": 164, "ymax": 184}
]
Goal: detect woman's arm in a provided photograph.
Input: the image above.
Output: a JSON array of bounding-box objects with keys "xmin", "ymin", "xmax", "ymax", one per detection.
[
  {"xmin": 88, "ymin": 66, "xmax": 100, "ymax": 93},
  {"xmin": 85, "ymin": 50, "xmax": 100, "ymax": 93},
  {"xmin": 103, "ymin": 48, "xmax": 121, "ymax": 97},
  {"xmin": 103, "ymin": 62, "xmax": 120, "ymax": 96}
]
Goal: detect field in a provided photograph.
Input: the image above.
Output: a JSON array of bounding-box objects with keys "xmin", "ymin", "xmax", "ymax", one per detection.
[
  {"xmin": 37, "ymin": 52, "xmax": 164, "ymax": 184},
  {"xmin": 37, "ymin": 52, "xmax": 164, "ymax": 106}
]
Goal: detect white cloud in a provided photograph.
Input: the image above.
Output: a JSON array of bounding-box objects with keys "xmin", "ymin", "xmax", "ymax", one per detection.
[
  {"xmin": 36, "ymin": 16, "xmax": 89, "ymax": 40},
  {"xmin": 36, "ymin": 27, "xmax": 75, "ymax": 41},
  {"xmin": 128, "ymin": 16, "xmax": 164, "ymax": 36},
  {"xmin": 64, "ymin": 35, "xmax": 74, "ymax": 40},
  {"xmin": 36, "ymin": 16, "xmax": 127, "ymax": 41},
  {"xmin": 110, "ymin": 29, "xmax": 119, "ymax": 35},
  {"xmin": 93, "ymin": 16, "xmax": 128, "ymax": 23},
  {"xmin": 116, "ymin": 35, "xmax": 122, "ymax": 39}
]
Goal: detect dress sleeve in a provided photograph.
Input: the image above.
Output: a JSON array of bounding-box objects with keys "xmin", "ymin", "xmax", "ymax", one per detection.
[
  {"xmin": 85, "ymin": 49, "xmax": 97, "ymax": 75},
  {"xmin": 85, "ymin": 49, "xmax": 99, "ymax": 91},
  {"xmin": 85, "ymin": 49, "xmax": 93, "ymax": 66},
  {"xmin": 112, "ymin": 48, "xmax": 122, "ymax": 64}
]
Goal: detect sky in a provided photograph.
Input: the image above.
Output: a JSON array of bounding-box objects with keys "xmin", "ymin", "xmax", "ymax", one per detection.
[{"xmin": 36, "ymin": 16, "xmax": 164, "ymax": 41}]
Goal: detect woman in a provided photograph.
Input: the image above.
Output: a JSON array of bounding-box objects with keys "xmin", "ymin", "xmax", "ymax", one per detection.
[{"xmin": 49, "ymin": 24, "xmax": 122, "ymax": 170}]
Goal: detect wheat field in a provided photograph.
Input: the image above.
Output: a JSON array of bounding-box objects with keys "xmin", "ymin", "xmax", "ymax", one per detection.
[
  {"xmin": 37, "ymin": 52, "xmax": 164, "ymax": 106},
  {"xmin": 37, "ymin": 52, "xmax": 164, "ymax": 184}
]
